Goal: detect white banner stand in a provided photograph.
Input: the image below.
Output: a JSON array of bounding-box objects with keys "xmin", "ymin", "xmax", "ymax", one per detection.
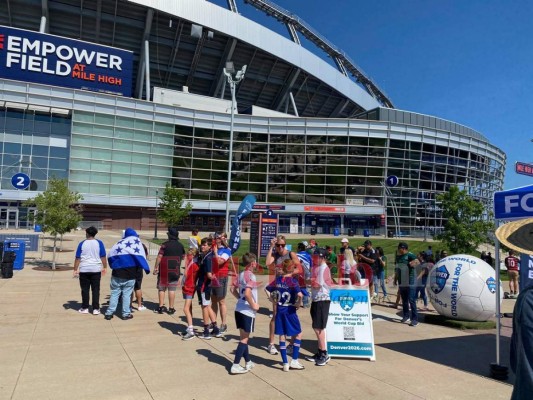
[{"xmin": 326, "ymin": 279, "xmax": 376, "ymax": 361}]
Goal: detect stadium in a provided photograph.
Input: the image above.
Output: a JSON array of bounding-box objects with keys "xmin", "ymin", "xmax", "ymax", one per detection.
[{"xmin": 0, "ymin": 0, "xmax": 506, "ymax": 236}]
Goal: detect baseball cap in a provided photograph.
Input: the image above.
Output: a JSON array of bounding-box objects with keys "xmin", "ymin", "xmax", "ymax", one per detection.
[
  {"xmin": 313, "ymin": 248, "xmax": 327, "ymax": 258},
  {"xmin": 398, "ymin": 242, "xmax": 408, "ymax": 249},
  {"xmin": 301, "ymin": 240, "xmax": 309, "ymax": 247},
  {"xmin": 341, "ymin": 238, "xmax": 349, "ymax": 243},
  {"xmin": 363, "ymin": 240, "xmax": 372, "ymax": 246}
]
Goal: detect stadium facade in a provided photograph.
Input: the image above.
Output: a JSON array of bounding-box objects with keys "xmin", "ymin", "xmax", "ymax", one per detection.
[{"xmin": 0, "ymin": 0, "xmax": 505, "ymax": 236}]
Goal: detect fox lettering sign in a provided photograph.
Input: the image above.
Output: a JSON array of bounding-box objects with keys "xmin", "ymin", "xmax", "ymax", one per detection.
[{"xmin": 0, "ymin": 26, "xmax": 133, "ymax": 96}]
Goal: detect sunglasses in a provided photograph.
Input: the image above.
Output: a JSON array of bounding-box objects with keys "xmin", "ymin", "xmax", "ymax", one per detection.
[{"xmin": 276, "ymin": 244, "xmax": 286, "ymax": 247}]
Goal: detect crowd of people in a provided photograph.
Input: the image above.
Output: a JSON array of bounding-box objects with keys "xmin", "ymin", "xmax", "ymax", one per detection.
[{"xmin": 72, "ymin": 227, "xmax": 450, "ymax": 374}]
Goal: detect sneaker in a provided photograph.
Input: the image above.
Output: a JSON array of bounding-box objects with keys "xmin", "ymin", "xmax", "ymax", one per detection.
[
  {"xmin": 219, "ymin": 324, "xmax": 228, "ymax": 334},
  {"xmin": 201, "ymin": 330, "xmax": 212, "ymax": 340},
  {"xmin": 104, "ymin": 314, "xmax": 113, "ymax": 320},
  {"xmin": 305, "ymin": 353, "xmax": 319, "ymax": 362},
  {"xmin": 410, "ymin": 320, "xmax": 419, "ymax": 327},
  {"xmin": 122, "ymin": 314, "xmax": 133, "ymax": 320},
  {"xmin": 157, "ymin": 306, "xmax": 167, "ymax": 314},
  {"xmin": 212, "ymin": 326, "xmax": 223, "ymax": 338},
  {"xmin": 268, "ymin": 344, "xmax": 279, "ymax": 355},
  {"xmin": 182, "ymin": 331, "xmax": 196, "ymax": 341},
  {"xmin": 78, "ymin": 308, "xmax": 89, "ymax": 314},
  {"xmin": 315, "ymin": 354, "xmax": 331, "ymax": 366},
  {"xmin": 282, "ymin": 363, "xmax": 290, "ymax": 372},
  {"xmin": 290, "ymin": 359, "xmax": 305, "ymax": 370},
  {"xmin": 231, "ymin": 364, "xmax": 248, "ymax": 375},
  {"xmin": 137, "ymin": 305, "xmax": 147, "ymax": 311},
  {"xmin": 92, "ymin": 309, "xmax": 100, "ymax": 315},
  {"xmin": 400, "ymin": 317, "xmax": 410, "ymax": 324},
  {"xmin": 245, "ymin": 361, "xmax": 255, "ymax": 371},
  {"xmin": 168, "ymin": 308, "xmax": 176, "ymax": 315}
]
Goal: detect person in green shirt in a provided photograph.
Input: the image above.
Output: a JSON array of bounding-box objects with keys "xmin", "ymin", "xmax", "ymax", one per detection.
[
  {"xmin": 325, "ymin": 245, "xmax": 338, "ymax": 283},
  {"xmin": 395, "ymin": 242, "xmax": 420, "ymax": 326}
]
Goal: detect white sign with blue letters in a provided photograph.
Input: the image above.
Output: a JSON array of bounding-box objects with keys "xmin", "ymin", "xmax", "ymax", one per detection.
[{"xmin": 326, "ymin": 286, "xmax": 376, "ymax": 361}]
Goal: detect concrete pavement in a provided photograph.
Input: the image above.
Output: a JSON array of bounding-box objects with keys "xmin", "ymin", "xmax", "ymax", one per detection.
[{"xmin": 0, "ymin": 230, "xmax": 515, "ymax": 400}]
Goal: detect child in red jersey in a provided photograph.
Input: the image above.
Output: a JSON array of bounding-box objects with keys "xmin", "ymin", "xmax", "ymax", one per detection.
[{"xmin": 182, "ymin": 248, "xmax": 200, "ymax": 340}]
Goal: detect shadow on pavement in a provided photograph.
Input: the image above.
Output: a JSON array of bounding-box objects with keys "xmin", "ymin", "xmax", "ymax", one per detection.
[{"xmin": 378, "ymin": 333, "xmax": 515, "ymax": 384}]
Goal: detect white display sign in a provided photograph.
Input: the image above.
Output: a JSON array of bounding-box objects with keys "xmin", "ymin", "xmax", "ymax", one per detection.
[
  {"xmin": 326, "ymin": 286, "xmax": 376, "ymax": 361},
  {"xmin": 289, "ymin": 217, "xmax": 299, "ymax": 234}
]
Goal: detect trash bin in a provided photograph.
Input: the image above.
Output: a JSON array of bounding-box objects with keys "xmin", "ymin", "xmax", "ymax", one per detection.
[
  {"xmin": 387, "ymin": 230, "xmax": 394, "ymax": 238},
  {"xmin": 348, "ymin": 228, "xmax": 354, "ymax": 237},
  {"xmin": 310, "ymin": 227, "xmax": 317, "ymax": 236},
  {"xmin": 333, "ymin": 228, "xmax": 340, "ymax": 237},
  {"xmin": 363, "ymin": 229, "xmax": 370, "ymax": 237},
  {"xmin": 4, "ymin": 240, "xmax": 25, "ymax": 270},
  {"xmin": 34, "ymin": 224, "xmax": 42, "ymax": 232}
]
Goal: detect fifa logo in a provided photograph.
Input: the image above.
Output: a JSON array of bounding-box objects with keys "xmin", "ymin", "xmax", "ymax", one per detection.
[{"xmin": 431, "ymin": 265, "xmax": 450, "ymax": 294}]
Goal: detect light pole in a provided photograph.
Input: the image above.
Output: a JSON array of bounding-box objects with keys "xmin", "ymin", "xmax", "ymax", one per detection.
[
  {"xmin": 223, "ymin": 62, "xmax": 247, "ymax": 234},
  {"xmin": 154, "ymin": 189, "xmax": 159, "ymax": 240}
]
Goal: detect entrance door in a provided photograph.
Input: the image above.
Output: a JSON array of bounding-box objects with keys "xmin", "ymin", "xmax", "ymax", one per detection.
[{"xmin": 0, "ymin": 208, "xmax": 19, "ymax": 229}]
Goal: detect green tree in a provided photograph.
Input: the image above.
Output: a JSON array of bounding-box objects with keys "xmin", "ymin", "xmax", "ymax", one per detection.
[
  {"xmin": 435, "ymin": 186, "xmax": 494, "ymax": 255},
  {"xmin": 24, "ymin": 178, "xmax": 83, "ymax": 269},
  {"xmin": 157, "ymin": 183, "xmax": 192, "ymax": 228}
]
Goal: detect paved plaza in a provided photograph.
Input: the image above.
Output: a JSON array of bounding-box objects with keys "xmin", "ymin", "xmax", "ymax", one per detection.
[{"xmin": 0, "ymin": 230, "xmax": 516, "ymax": 400}]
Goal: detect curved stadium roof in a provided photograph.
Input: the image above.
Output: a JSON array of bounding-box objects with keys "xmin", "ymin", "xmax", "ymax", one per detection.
[{"xmin": 0, "ymin": 0, "xmax": 391, "ymax": 117}]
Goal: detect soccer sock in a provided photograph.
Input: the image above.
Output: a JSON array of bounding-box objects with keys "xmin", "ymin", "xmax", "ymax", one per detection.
[
  {"xmin": 234, "ymin": 342, "xmax": 246, "ymax": 365},
  {"xmin": 280, "ymin": 341, "xmax": 288, "ymax": 364},
  {"xmin": 243, "ymin": 344, "xmax": 250, "ymax": 363},
  {"xmin": 292, "ymin": 339, "xmax": 301, "ymax": 360},
  {"xmin": 187, "ymin": 325, "xmax": 194, "ymax": 333},
  {"xmin": 203, "ymin": 324, "xmax": 209, "ymax": 333}
]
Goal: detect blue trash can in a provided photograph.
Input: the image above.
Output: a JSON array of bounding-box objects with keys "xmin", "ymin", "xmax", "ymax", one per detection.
[
  {"xmin": 333, "ymin": 228, "xmax": 340, "ymax": 236},
  {"xmin": 363, "ymin": 229, "xmax": 370, "ymax": 237},
  {"xmin": 4, "ymin": 240, "xmax": 25, "ymax": 270}
]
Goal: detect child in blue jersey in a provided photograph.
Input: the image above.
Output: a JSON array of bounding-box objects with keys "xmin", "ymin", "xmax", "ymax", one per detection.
[
  {"xmin": 229, "ymin": 253, "xmax": 260, "ymax": 374},
  {"xmin": 266, "ymin": 259, "xmax": 305, "ymax": 371}
]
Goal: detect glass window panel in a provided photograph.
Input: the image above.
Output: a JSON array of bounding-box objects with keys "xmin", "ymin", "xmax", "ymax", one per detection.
[
  {"xmin": 92, "ymin": 148, "xmax": 112, "ymax": 160},
  {"xmin": 155, "ymin": 122, "xmax": 174, "ymax": 134},
  {"xmin": 149, "ymin": 165, "xmax": 170, "ymax": 177},
  {"xmin": 134, "ymin": 130, "xmax": 152, "ymax": 142},
  {"xmin": 129, "ymin": 186, "xmax": 148, "ymax": 196},
  {"xmin": 110, "ymin": 185, "xmax": 130, "ymax": 196},
  {"xmin": 213, "ymin": 130, "xmax": 229, "ymax": 141},
  {"xmin": 152, "ymin": 144, "xmax": 173, "ymax": 156},
  {"xmin": 110, "ymin": 174, "xmax": 130, "ymax": 184},
  {"xmin": 153, "ymin": 132, "xmax": 173, "ymax": 145},
  {"xmin": 151, "ymin": 154, "xmax": 172, "ymax": 166},
  {"xmin": 90, "ymin": 172, "xmax": 110, "ymax": 184},
  {"xmin": 211, "ymin": 160, "xmax": 228, "ymax": 170},
  {"xmin": 72, "ymin": 122, "xmax": 93, "ymax": 134},
  {"xmin": 5, "ymin": 117, "xmax": 23, "ymax": 133},
  {"xmin": 112, "ymin": 152, "xmax": 132, "ymax": 162},
  {"xmin": 211, "ymin": 170, "xmax": 228, "ymax": 181},
  {"xmin": 93, "ymin": 125, "xmax": 112, "ymax": 136},
  {"xmin": 136, "ymin": 153, "xmax": 150, "ymax": 164},
  {"xmin": 70, "ymin": 147, "xmax": 89, "ymax": 158},
  {"xmin": 32, "ymin": 145, "xmax": 49, "ymax": 157},
  {"xmin": 115, "ymin": 127, "xmax": 134, "ymax": 140},
  {"xmin": 69, "ymin": 170, "xmax": 91, "ymax": 181},
  {"xmin": 88, "ymin": 183, "xmax": 110, "ymax": 195},
  {"xmin": 132, "ymin": 141, "xmax": 151, "ymax": 153},
  {"xmin": 114, "ymin": 139, "xmax": 132, "ymax": 151},
  {"xmin": 51, "ymin": 146, "xmax": 69, "ymax": 159},
  {"xmin": 194, "ymin": 127, "xmax": 212, "ymax": 139},
  {"xmin": 73, "ymin": 111, "xmax": 94, "ymax": 123},
  {"xmin": 135, "ymin": 119, "xmax": 153, "ymax": 131},
  {"xmin": 94, "ymin": 114, "xmax": 115, "ymax": 125},
  {"xmin": 48, "ymin": 158, "xmax": 67, "ymax": 170},
  {"xmin": 91, "ymin": 159, "xmax": 111, "ymax": 172}
]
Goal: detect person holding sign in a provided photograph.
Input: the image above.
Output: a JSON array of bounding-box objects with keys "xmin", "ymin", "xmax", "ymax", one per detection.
[
  {"xmin": 229, "ymin": 253, "xmax": 260, "ymax": 375},
  {"xmin": 265, "ymin": 259, "xmax": 305, "ymax": 372},
  {"xmin": 306, "ymin": 248, "xmax": 334, "ymax": 366}
]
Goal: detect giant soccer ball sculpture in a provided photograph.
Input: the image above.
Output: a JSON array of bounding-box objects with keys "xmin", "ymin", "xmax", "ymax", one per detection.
[{"xmin": 428, "ymin": 254, "xmax": 503, "ymax": 322}]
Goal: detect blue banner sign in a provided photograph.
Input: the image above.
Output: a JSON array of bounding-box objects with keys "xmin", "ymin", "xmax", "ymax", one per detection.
[
  {"xmin": 0, "ymin": 26, "xmax": 133, "ymax": 96},
  {"xmin": 494, "ymin": 185, "xmax": 533, "ymax": 220},
  {"xmin": 520, "ymin": 255, "xmax": 533, "ymax": 291}
]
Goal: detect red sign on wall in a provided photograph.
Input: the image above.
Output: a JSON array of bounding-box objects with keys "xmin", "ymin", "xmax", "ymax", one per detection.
[{"xmin": 516, "ymin": 162, "xmax": 533, "ymax": 177}]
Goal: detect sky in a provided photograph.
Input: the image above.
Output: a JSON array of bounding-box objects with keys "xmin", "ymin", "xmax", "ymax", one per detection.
[{"xmin": 211, "ymin": 0, "xmax": 533, "ymax": 190}]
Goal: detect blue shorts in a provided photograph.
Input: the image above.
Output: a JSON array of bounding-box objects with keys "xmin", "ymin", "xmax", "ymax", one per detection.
[
  {"xmin": 235, "ymin": 311, "xmax": 255, "ymax": 333},
  {"xmin": 183, "ymin": 293, "xmax": 194, "ymax": 300},
  {"xmin": 274, "ymin": 307, "xmax": 301, "ymax": 336}
]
